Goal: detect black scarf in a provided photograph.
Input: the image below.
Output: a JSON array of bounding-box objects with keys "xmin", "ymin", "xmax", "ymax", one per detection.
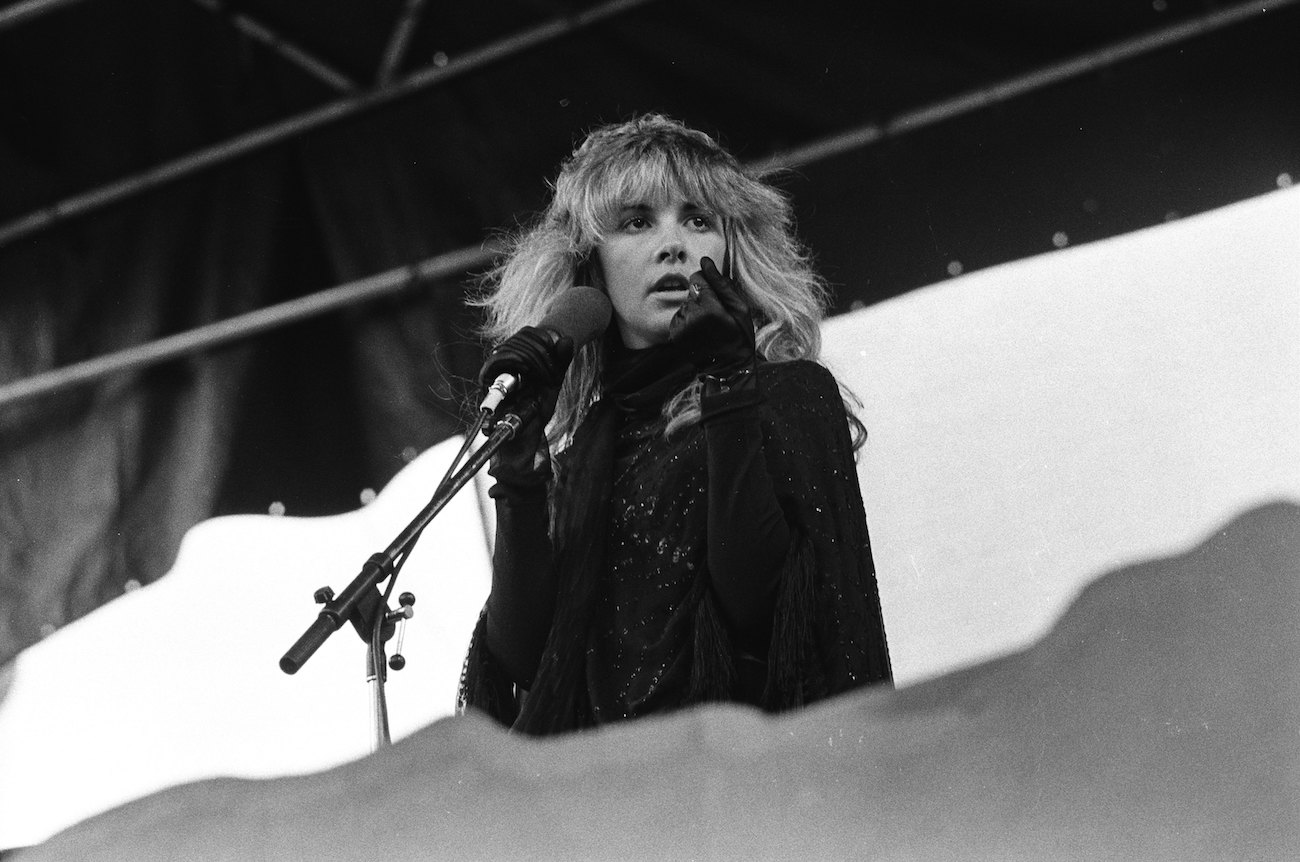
[{"xmin": 512, "ymin": 342, "xmax": 699, "ymax": 735}]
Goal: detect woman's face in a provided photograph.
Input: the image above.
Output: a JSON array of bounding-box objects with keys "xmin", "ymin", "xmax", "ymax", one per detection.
[{"xmin": 593, "ymin": 196, "xmax": 727, "ymax": 349}]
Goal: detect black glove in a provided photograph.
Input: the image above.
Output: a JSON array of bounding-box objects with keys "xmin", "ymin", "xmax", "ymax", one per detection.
[
  {"xmin": 480, "ymin": 326, "xmax": 574, "ymax": 487},
  {"xmin": 666, "ymin": 256, "xmax": 756, "ymax": 376},
  {"xmin": 667, "ymin": 257, "xmax": 763, "ymax": 422},
  {"xmin": 479, "ymin": 325, "xmax": 576, "ymax": 395}
]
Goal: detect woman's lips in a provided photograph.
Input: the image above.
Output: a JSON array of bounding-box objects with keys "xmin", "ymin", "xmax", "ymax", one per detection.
[{"xmin": 651, "ymin": 274, "xmax": 691, "ymax": 294}]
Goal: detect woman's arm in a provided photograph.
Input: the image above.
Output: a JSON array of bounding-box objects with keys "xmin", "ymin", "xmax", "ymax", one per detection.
[
  {"xmin": 702, "ymin": 376, "xmax": 789, "ymax": 650},
  {"xmin": 474, "ymin": 326, "xmax": 574, "ymax": 689},
  {"xmin": 479, "ymin": 411, "xmax": 558, "ymax": 689},
  {"xmin": 483, "ymin": 481, "xmax": 555, "ymax": 688}
]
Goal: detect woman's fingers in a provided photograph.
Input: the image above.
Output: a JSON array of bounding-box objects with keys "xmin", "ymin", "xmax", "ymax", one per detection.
[{"xmin": 698, "ymin": 256, "xmax": 747, "ymax": 320}]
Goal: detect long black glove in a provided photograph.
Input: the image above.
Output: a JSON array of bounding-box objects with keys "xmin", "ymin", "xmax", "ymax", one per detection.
[
  {"xmin": 672, "ymin": 261, "xmax": 785, "ymax": 654},
  {"xmin": 478, "ymin": 327, "xmax": 571, "ymax": 687},
  {"xmin": 667, "ymin": 256, "xmax": 761, "ymax": 419},
  {"xmin": 480, "ymin": 326, "xmax": 574, "ymax": 487}
]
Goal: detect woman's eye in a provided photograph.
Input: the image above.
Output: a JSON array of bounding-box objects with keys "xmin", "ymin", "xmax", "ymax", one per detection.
[
  {"xmin": 621, "ymin": 216, "xmax": 649, "ymax": 230},
  {"xmin": 688, "ymin": 214, "xmax": 715, "ymax": 230}
]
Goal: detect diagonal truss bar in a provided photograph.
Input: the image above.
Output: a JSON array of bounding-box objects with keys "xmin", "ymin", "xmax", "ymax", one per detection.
[
  {"xmin": 0, "ymin": 243, "xmax": 501, "ymax": 410},
  {"xmin": 0, "ymin": 0, "xmax": 1292, "ymax": 411},
  {"xmin": 0, "ymin": 0, "xmax": 658, "ymax": 250},
  {"xmin": 0, "ymin": 0, "xmax": 88, "ymax": 31},
  {"xmin": 190, "ymin": 0, "xmax": 358, "ymax": 93},
  {"xmin": 746, "ymin": 0, "xmax": 1294, "ymax": 175},
  {"xmin": 377, "ymin": 0, "xmax": 428, "ymax": 85},
  {"xmin": 3, "ymin": 0, "xmax": 357, "ymax": 92}
]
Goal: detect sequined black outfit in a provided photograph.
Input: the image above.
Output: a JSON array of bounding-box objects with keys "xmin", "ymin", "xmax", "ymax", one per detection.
[{"xmin": 460, "ymin": 346, "xmax": 891, "ymax": 735}]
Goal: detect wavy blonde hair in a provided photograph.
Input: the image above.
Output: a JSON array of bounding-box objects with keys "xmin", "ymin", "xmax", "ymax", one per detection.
[{"xmin": 474, "ymin": 114, "xmax": 857, "ymax": 449}]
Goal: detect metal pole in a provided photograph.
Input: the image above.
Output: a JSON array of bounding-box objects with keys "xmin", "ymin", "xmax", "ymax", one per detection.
[
  {"xmin": 0, "ymin": 0, "xmax": 660, "ymax": 250},
  {"xmin": 0, "ymin": 0, "xmax": 89, "ymax": 31},
  {"xmin": 190, "ymin": 0, "xmax": 359, "ymax": 93},
  {"xmin": 377, "ymin": 0, "xmax": 428, "ymax": 86},
  {"xmin": 0, "ymin": 243, "xmax": 499, "ymax": 411},
  {"xmin": 746, "ymin": 0, "xmax": 1294, "ymax": 175}
]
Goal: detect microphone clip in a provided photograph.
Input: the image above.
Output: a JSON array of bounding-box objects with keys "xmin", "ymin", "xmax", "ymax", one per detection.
[{"xmin": 479, "ymin": 372, "xmax": 519, "ymax": 416}]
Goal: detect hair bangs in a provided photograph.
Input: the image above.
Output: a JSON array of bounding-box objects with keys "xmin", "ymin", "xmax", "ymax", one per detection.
[{"xmin": 562, "ymin": 136, "xmax": 752, "ymax": 245}]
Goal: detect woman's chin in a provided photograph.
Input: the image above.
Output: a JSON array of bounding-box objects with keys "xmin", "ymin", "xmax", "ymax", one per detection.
[{"xmin": 615, "ymin": 313, "xmax": 676, "ymax": 349}]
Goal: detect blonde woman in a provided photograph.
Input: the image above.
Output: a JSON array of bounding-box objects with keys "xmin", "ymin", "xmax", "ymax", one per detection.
[{"xmin": 460, "ymin": 115, "xmax": 890, "ymax": 735}]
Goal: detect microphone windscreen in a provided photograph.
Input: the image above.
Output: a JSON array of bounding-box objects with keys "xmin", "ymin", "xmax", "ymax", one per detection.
[{"xmin": 537, "ymin": 286, "xmax": 612, "ymax": 347}]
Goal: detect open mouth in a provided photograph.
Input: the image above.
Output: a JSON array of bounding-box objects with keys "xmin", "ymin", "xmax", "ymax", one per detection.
[{"xmin": 651, "ymin": 274, "xmax": 690, "ymax": 294}]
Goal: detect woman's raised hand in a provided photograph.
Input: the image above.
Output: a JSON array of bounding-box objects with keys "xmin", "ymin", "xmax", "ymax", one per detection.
[{"xmin": 667, "ymin": 256, "xmax": 755, "ymax": 375}]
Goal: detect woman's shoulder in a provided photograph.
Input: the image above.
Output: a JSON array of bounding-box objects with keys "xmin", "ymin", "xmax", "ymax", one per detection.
[
  {"xmin": 755, "ymin": 359, "xmax": 851, "ymax": 427},
  {"xmin": 754, "ymin": 358, "xmax": 863, "ymax": 477},
  {"xmin": 757, "ymin": 358, "xmax": 840, "ymax": 397}
]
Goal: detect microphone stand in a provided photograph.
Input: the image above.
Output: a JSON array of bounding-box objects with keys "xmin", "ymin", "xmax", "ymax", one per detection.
[{"xmin": 279, "ymin": 404, "xmax": 533, "ymax": 750}]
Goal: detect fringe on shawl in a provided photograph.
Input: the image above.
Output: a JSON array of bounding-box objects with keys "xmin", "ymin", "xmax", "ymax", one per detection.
[
  {"xmin": 761, "ymin": 531, "xmax": 824, "ymax": 710},
  {"xmin": 686, "ymin": 584, "xmax": 738, "ymax": 704},
  {"xmin": 690, "ymin": 528, "xmax": 823, "ymax": 711},
  {"xmin": 457, "ymin": 609, "xmax": 521, "ymax": 728}
]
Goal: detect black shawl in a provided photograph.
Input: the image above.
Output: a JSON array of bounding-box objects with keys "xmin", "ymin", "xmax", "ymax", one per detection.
[{"xmin": 459, "ymin": 349, "xmax": 891, "ymax": 735}]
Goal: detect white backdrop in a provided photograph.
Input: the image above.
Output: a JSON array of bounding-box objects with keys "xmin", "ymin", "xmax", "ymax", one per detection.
[
  {"xmin": 2, "ymin": 184, "xmax": 1298, "ymax": 849},
  {"xmin": 825, "ymin": 182, "xmax": 1300, "ymax": 684}
]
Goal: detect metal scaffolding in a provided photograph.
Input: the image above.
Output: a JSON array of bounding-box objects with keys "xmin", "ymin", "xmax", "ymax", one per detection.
[
  {"xmin": 190, "ymin": 0, "xmax": 359, "ymax": 93},
  {"xmin": 0, "ymin": 0, "xmax": 1291, "ymax": 412},
  {"xmin": 0, "ymin": 0, "xmax": 660, "ymax": 249}
]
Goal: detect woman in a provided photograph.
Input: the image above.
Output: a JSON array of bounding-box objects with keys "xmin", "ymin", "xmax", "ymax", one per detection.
[{"xmin": 459, "ymin": 114, "xmax": 891, "ymax": 735}]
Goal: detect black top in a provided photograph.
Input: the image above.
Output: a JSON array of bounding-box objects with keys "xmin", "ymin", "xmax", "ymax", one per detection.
[
  {"xmin": 586, "ymin": 380, "xmax": 790, "ymax": 720},
  {"xmin": 460, "ymin": 355, "xmax": 891, "ymax": 735}
]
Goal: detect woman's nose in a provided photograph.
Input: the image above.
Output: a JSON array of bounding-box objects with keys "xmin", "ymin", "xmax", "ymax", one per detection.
[{"xmin": 656, "ymin": 234, "xmax": 688, "ymax": 264}]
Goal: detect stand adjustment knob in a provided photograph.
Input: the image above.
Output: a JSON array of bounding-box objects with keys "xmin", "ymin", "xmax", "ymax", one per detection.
[{"xmin": 388, "ymin": 591, "xmax": 416, "ymax": 671}]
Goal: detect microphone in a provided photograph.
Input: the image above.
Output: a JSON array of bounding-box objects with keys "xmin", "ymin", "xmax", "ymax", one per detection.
[{"xmin": 479, "ymin": 286, "xmax": 612, "ymax": 414}]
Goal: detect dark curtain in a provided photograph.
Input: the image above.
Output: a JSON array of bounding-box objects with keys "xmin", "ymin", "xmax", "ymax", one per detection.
[
  {"xmin": 0, "ymin": 161, "xmax": 289, "ymax": 665},
  {"xmin": 291, "ymin": 94, "xmax": 524, "ymax": 487},
  {"xmin": 0, "ymin": 9, "xmax": 529, "ymax": 667},
  {"xmin": 0, "ymin": 1, "xmax": 328, "ymax": 666}
]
